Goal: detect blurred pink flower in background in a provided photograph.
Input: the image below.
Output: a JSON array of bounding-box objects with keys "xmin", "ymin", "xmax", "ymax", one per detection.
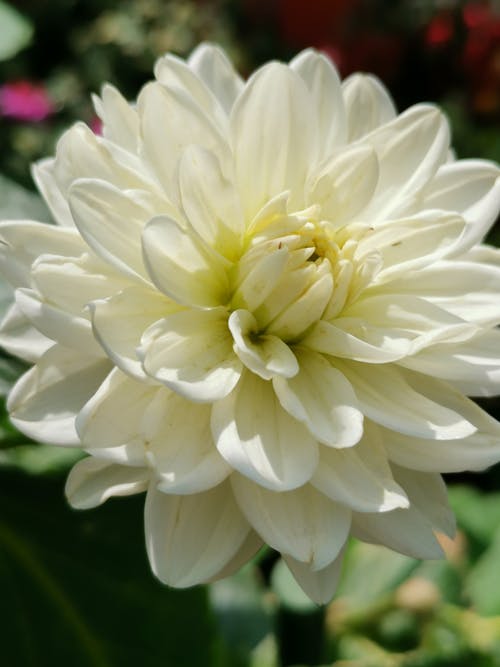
[{"xmin": 0, "ymin": 80, "xmax": 55, "ymax": 122}]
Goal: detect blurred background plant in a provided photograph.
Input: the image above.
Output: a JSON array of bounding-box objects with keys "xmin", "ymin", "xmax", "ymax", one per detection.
[{"xmin": 0, "ymin": 1, "xmax": 500, "ymax": 665}]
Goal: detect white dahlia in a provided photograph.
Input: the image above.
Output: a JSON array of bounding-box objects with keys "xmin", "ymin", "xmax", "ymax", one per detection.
[{"xmin": 1, "ymin": 44, "xmax": 500, "ymax": 603}]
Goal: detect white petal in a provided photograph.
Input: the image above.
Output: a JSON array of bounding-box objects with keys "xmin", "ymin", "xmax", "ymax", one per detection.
[
  {"xmin": 231, "ymin": 62, "xmax": 313, "ymax": 218},
  {"xmin": 137, "ymin": 82, "xmax": 229, "ymax": 199},
  {"xmin": 338, "ymin": 361, "xmax": 476, "ymax": 440},
  {"xmin": 284, "ymin": 549, "xmax": 345, "ymax": 605},
  {"xmin": 400, "ymin": 328, "xmax": 500, "ymax": 396},
  {"xmin": 8, "ymin": 345, "xmax": 110, "ymax": 445},
  {"xmin": 15, "ymin": 287, "xmax": 101, "ymax": 354},
  {"xmin": 90, "ymin": 285, "xmax": 171, "ymax": 380},
  {"xmin": 143, "ymin": 391, "xmax": 231, "ymax": 494},
  {"xmin": 0, "ymin": 302, "xmax": 52, "ymax": 362},
  {"xmin": 359, "ymin": 105, "xmax": 450, "ymax": 221},
  {"xmin": 142, "ymin": 215, "xmax": 229, "ymax": 307},
  {"xmin": 356, "ymin": 211, "xmax": 465, "ymax": 279},
  {"xmin": 228, "ymin": 309, "xmax": 299, "ymax": 380},
  {"xmin": 290, "ymin": 49, "xmax": 346, "ymax": 157},
  {"xmin": 188, "ymin": 43, "xmax": 244, "ymax": 115},
  {"xmin": 422, "ymin": 159, "xmax": 500, "ymax": 254},
  {"xmin": 69, "ymin": 178, "xmax": 161, "ymax": 281},
  {"xmin": 145, "ymin": 481, "xmax": 251, "ymax": 588},
  {"xmin": 391, "ymin": 465, "xmax": 455, "ymax": 538},
  {"xmin": 306, "ymin": 144, "xmax": 379, "ymax": 225},
  {"xmin": 75, "ymin": 367, "xmax": 156, "ymax": 449},
  {"xmin": 231, "ymin": 246, "xmax": 289, "ymax": 312},
  {"xmin": 178, "ymin": 145, "xmax": 243, "ymax": 255},
  {"xmin": 0, "ymin": 220, "xmax": 84, "ymax": 288},
  {"xmin": 342, "ymin": 73, "xmax": 397, "ymax": 141},
  {"xmin": 273, "ymin": 349, "xmax": 363, "ymax": 448},
  {"xmin": 352, "ymin": 506, "xmax": 444, "ymax": 560},
  {"xmin": 232, "ymin": 475, "xmax": 351, "ymax": 570},
  {"xmin": 140, "ymin": 308, "xmax": 241, "ymax": 402},
  {"xmin": 209, "ymin": 531, "xmax": 263, "ymax": 581},
  {"xmin": 312, "ymin": 423, "xmax": 409, "ymax": 512},
  {"xmin": 94, "ymin": 83, "xmax": 139, "ymax": 153},
  {"xmin": 65, "ymin": 457, "xmax": 149, "ymax": 509},
  {"xmin": 212, "ymin": 371, "xmax": 318, "ymax": 491},
  {"xmin": 32, "ymin": 158, "xmax": 74, "ymax": 227}
]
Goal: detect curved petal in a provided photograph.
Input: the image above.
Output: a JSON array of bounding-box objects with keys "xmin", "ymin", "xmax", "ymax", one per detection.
[
  {"xmin": 145, "ymin": 481, "xmax": 251, "ymax": 588},
  {"xmin": 0, "ymin": 302, "xmax": 53, "ymax": 362},
  {"xmin": 8, "ymin": 344, "xmax": 110, "ymax": 445},
  {"xmin": 212, "ymin": 371, "xmax": 318, "ymax": 491},
  {"xmin": 290, "ymin": 49, "xmax": 346, "ymax": 157},
  {"xmin": 178, "ymin": 145, "xmax": 243, "ymax": 255},
  {"xmin": 188, "ymin": 42, "xmax": 244, "ymax": 115},
  {"xmin": 273, "ymin": 349, "xmax": 363, "ymax": 448},
  {"xmin": 142, "ymin": 215, "xmax": 230, "ymax": 307},
  {"xmin": 228, "ymin": 309, "xmax": 299, "ymax": 380},
  {"xmin": 93, "ymin": 83, "xmax": 139, "ymax": 153},
  {"xmin": 231, "ymin": 475, "xmax": 351, "ymax": 570},
  {"xmin": 284, "ymin": 548, "xmax": 345, "ymax": 605},
  {"xmin": 143, "ymin": 391, "xmax": 231, "ymax": 494},
  {"xmin": 337, "ymin": 361, "xmax": 477, "ymax": 441},
  {"xmin": 311, "ymin": 422, "xmax": 409, "ymax": 512},
  {"xmin": 342, "ymin": 73, "xmax": 396, "ymax": 141},
  {"xmin": 209, "ymin": 530, "xmax": 263, "ymax": 581},
  {"xmin": 69, "ymin": 178, "xmax": 161, "ymax": 281},
  {"xmin": 391, "ymin": 465, "xmax": 455, "ymax": 538},
  {"xmin": 231, "ymin": 62, "xmax": 314, "ymax": 218},
  {"xmin": 75, "ymin": 367, "xmax": 157, "ymax": 449},
  {"xmin": 90, "ymin": 285, "xmax": 171, "ymax": 381},
  {"xmin": 359, "ymin": 105, "xmax": 450, "ymax": 221},
  {"xmin": 140, "ymin": 308, "xmax": 241, "ymax": 402},
  {"xmin": 32, "ymin": 158, "xmax": 74, "ymax": 227},
  {"xmin": 65, "ymin": 457, "xmax": 149, "ymax": 509},
  {"xmin": 352, "ymin": 506, "xmax": 444, "ymax": 560}
]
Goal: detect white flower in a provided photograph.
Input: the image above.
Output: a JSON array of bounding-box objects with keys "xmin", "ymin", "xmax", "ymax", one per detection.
[{"xmin": 1, "ymin": 44, "xmax": 500, "ymax": 603}]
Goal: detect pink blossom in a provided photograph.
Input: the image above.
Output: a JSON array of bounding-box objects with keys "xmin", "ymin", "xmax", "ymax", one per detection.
[{"xmin": 0, "ymin": 80, "xmax": 55, "ymax": 122}]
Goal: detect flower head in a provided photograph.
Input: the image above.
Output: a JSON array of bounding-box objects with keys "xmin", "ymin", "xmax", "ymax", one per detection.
[{"xmin": 1, "ymin": 45, "xmax": 500, "ymax": 603}]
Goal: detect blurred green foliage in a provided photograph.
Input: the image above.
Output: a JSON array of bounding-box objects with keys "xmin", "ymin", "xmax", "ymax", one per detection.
[{"xmin": 0, "ymin": 1, "xmax": 499, "ymax": 666}]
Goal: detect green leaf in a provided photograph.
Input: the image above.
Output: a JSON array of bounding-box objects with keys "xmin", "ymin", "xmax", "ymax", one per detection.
[
  {"xmin": 0, "ymin": 2, "xmax": 33, "ymax": 61},
  {"xmin": 466, "ymin": 528, "xmax": 500, "ymax": 616},
  {"xmin": 0, "ymin": 469, "xmax": 218, "ymax": 667},
  {"xmin": 210, "ymin": 565, "xmax": 273, "ymax": 667},
  {"xmin": 0, "ymin": 174, "xmax": 51, "ymax": 222},
  {"xmin": 448, "ymin": 485, "xmax": 500, "ymax": 553}
]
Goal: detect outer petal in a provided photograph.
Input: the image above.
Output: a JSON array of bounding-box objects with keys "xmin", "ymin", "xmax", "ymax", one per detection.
[
  {"xmin": 140, "ymin": 308, "xmax": 241, "ymax": 402},
  {"xmin": 391, "ymin": 465, "xmax": 455, "ymax": 538},
  {"xmin": 68, "ymin": 178, "xmax": 163, "ymax": 281},
  {"xmin": 145, "ymin": 481, "xmax": 251, "ymax": 588},
  {"xmin": 212, "ymin": 371, "xmax": 318, "ymax": 491},
  {"xmin": 284, "ymin": 549, "xmax": 345, "ymax": 605},
  {"xmin": 65, "ymin": 457, "xmax": 149, "ymax": 509},
  {"xmin": 421, "ymin": 159, "xmax": 500, "ymax": 253},
  {"xmin": 0, "ymin": 302, "xmax": 52, "ymax": 362},
  {"xmin": 93, "ymin": 83, "xmax": 140, "ymax": 153},
  {"xmin": 342, "ymin": 73, "xmax": 397, "ymax": 141},
  {"xmin": 187, "ymin": 43, "xmax": 244, "ymax": 115},
  {"xmin": 90, "ymin": 285, "xmax": 172, "ymax": 381},
  {"xmin": 352, "ymin": 505, "xmax": 444, "ymax": 560},
  {"xmin": 290, "ymin": 49, "xmax": 346, "ymax": 157},
  {"xmin": 337, "ymin": 361, "xmax": 476, "ymax": 440},
  {"xmin": 142, "ymin": 215, "xmax": 230, "ymax": 307},
  {"xmin": 231, "ymin": 62, "xmax": 313, "ymax": 218},
  {"xmin": 209, "ymin": 531, "xmax": 263, "ymax": 581},
  {"xmin": 8, "ymin": 344, "xmax": 110, "ymax": 445},
  {"xmin": 311, "ymin": 422, "xmax": 409, "ymax": 513},
  {"xmin": 32, "ymin": 158, "xmax": 74, "ymax": 227},
  {"xmin": 231, "ymin": 475, "xmax": 351, "ymax": 570},
  {"xmin": 142, "ymin": 390, "xmax": 231, "ymax": 494},
  {"xmin": 273, "ymin": 349, "xmax": 363, "ymax": 448},
  {"xmin": 358, "ymin": 105, "xmax": 450, "ymax": 221}
]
